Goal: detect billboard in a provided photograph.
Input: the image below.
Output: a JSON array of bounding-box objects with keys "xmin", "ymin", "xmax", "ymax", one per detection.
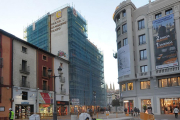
[
  {"xmin": 118, "ymin": 44, "xmax": 131, "ymax": 77},
  {"xmin": 153, "ymin": 14, "xmax": 178, "ymax": 69}
]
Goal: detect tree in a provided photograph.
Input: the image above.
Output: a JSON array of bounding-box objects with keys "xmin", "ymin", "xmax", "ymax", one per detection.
[{"xmin": 112, "ymin": 99, "xmax": 120, "ymax": 112}]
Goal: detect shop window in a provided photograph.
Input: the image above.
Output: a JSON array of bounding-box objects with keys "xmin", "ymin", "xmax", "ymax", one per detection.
[
  {"xmin": 122, "ymin": 10, "xmax": 126, "ymax": 17},
  {"xmin": 22, "ymin": 46, "xmax": 27, "ymax": 53},
  {"xmin": 122, "ymin": 84, "xmax": 126, "ymax": 91},
  {"xmin": 117, "ymin": 41, "xmax": 121, "ymax": 49},
  {"xmin": 159, "ymin": 77, "xmax": 180, "ymax": 88},
  {"xmin": 123, "ymin": 38, "xmax": 128, "ymax": 46},
  {"xmin": 165, "ymin": 8, "xmax": 173, "ymax": 15},
  {"xmin": 141, "ymin": 99, "xmax": 151, "ymax": 113},
  {"xmin": 155, "ymin": 13, "xmax": 162, "ymax": 19},
  {"xmin": 128, "ymin": 83, "xmax": 133, "ymax": 90},
  {"xmin": 139, "ymin": 34, "xmax": 146, "ymax": 45},
  {"xmin": 122, "ymin": 23, "xmax": 127, "ymax": 34},
  {"xmin": 140, "ymin": 49, "xmax": 147, "ymax": 60},
  {"xmin": 140, "ymin": 81, "xmax": 150, "ymax": 89},
  {"xmin": 22, "ymin": 91, "xmax": 28, "ymax": 100},
  {"xmin": 171, "ymin": 77, "xmax": 178, "ymax": 86},
  {"xmin": 138, "ymin": 19, "xmax": 145, "ymax": 30}
]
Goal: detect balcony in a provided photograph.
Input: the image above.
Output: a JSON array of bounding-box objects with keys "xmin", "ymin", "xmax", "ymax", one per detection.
[
  {"xmin": 43, "ymin": 85, "xmax": 50, "ymax": 91},
  {"xmin": 0, "ymin": 58, "xmax": 3, "ymax": 68},
  {"xmin": 20, "ymin": 81, "xmax": 30, "ymax": 88},
  {"xmin": 153, "ymin": 66, "xmax": 180, "ymax": 76},
  {"xmin": 61, "ymin": 89, "xmax": 66, "ymax": 95},
  {"xmin": 60, "ymin": 77, "xmax": 65, "ymax": 83},
  {"xmin": 19, "ymin": 64, "xmax": 30, "ymax": 75},
  {"xmin": 137, "ymin": 72, "xmax": 151, "ymax": 79},
  {"xmin": 0, "ymin": 77, "xmax": 3, "ymax": 85}
]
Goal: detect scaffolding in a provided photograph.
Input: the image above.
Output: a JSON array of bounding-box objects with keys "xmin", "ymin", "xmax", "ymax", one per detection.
[
  {"xmin": 68, "ymin": 7, "xmax": 106, "ymax": 107},
  {"xmin": 25, "ymin": 14, "xmax": 50, "ymax": 52}
]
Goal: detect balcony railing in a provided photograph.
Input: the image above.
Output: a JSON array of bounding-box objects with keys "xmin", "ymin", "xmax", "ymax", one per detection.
[
  {"xmin": 20, "ymin": 81, "xmax": 30, "ymax": 88},
  {"xmin": 152, "ymin": 66, "xmax": 180, "ymax": 76},
  {"xmin": 0, "ymin": 58, "xmax": 3, "ymax": 68},
  {"xmin": 43, "ymin": 85, "xmax": 49, "ymax": 91},
  {"xmin": 61, "ymin": 89, "xmax": 66, "ymax": 95},
  {"xmin": 60, "ymin": 77, "xmax": 65, "ymax": 83},
  {"xmin": 19, "ymin": 64, "xmax": 30, "ymax": 75},
  {"xmin": 0, "ymin": 77, "xmax": 3, "ymax": 85},
  {"xmin": 137, "ymin": 72, "xmax": 151, "ymax": 79}
]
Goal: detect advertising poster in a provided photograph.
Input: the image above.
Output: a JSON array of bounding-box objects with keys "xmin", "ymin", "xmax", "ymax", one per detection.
[
  {"xmin": 118, "ymin": 44, "xmax": 131, "ymax": 77},
  {"xmin": 39, "ymin": 92, "xmax": 53, "ymax": 104},
  {"xmin": 153, "ymin": 14, "xmax": 178, "ymax": 69}
]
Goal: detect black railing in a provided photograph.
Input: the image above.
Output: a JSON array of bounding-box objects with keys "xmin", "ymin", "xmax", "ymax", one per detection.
[
  {"xmin": 19, "ymin": 64, "xmax": 30, "ymax": 75},
  {"xmin": 20, "ymin": 81, "xmax": 30, "ymax": 88}
]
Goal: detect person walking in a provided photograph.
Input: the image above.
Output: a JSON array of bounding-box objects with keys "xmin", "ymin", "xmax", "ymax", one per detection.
[
  {"xmin": 134, "ymin": 107, "xmax": 137, "ymax": 116},
  {"xmin": 130, "ymin": 109, "xmax": 133, "ymax": 116},
  {"xmin": 173, "ymin": 106, "xmax": 179, "ymax": 118},
  {"xmin": 9, "ymin": 108, "xmax": 14, "ymax": 120},
  {"xmin": 124, "ymin": 108, "xmax": 127, "ymax": 114}
]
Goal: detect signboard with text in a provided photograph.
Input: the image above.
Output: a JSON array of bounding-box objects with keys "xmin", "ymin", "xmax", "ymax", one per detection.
[
  {"xmin": 152, "ymin": 14, "xmax": 178, "ymax": 69},
  {"xmin": 71, "ymin": 99, "xmax": 79, "ymax": 105}
]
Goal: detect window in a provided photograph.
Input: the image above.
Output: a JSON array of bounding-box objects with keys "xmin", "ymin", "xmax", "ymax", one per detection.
[
  {"xmin": 22, "ymin": 60, "xmax": 27, "ymax": 71},
  {"xmin": 43, "ymin": 55, "xmax": 47, "ymax": 61},
  {"xmin": 140, "ymin": 81, "xmax": 150, "ymax": 89},
  {"xmin": 159, "ymin": 77, "xmax": 180, "ymax": 88},
  {"xmin": 128, "ymin": 83, "xmax": 133, "ymax": 90},
  {"xmin": 122, "ymin": 84, "xmax": 126, "ymax": 91},
  {"xmin": 122, "ymin": 10, "xmax": 126, "ymax": 17},
  {"xmin": 123, "ymin": 38, "xmax": 128, "ymax": 46},
  {"xmin": 117, "ymin": 41, "xmax": 121, "ymax": 49},
  {"xmin": 43, "ymin": 80, "xmax": 47, "ymax": 90},
  {"xmin": 140, "ymin": 49, "xmax": 147, "ymax": 60},
  {"xmin": 139, "ymin": 34, "xmax": 146, "ymax": 45},
  {"xmin": 22, "ymin": 76, "xmax": 27, "ymax": 87},
  {"xmin": 22, "ymin": 46, "xmax": 27, "ymax": 53},
  {"xmin": 138, "ymin": 19, "xmax": 145, "ymax": 30},
  {"xmin": 22, "ymin": 91, "xmax": 28, "ymax": 100},
  {"xmin": 0, "ymin": 107, "xmax": 5, "ymax": 111},
  {"xmin": 43, "ymin": 67, "xmax": 47, "ymax": 77},
  {"xmin": 117, "ymin": 27, "xmax": 121, "ymax": 37},
  {"xmin": 122, "ymin": 24, "xmax": 127, "ymax": 34},
  {"xmin": 155, "ymin": 13, "xmax": 162, "ymax": 19},
  {"xmin": 116, "ymin": 15, "xmax": 120, "ymax": 21},
  {"xmin": 165, "ymin": 9, "xmax": 173, "ymax": 15},
  {"xmin": 140, "ymin": 65, "xmax": 148, "ymax": 73}
]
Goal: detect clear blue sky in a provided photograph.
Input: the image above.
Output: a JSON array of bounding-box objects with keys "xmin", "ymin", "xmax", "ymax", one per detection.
[{"xmin": 0, "ymin": 0, "xmax": 153, "ymax": 89}]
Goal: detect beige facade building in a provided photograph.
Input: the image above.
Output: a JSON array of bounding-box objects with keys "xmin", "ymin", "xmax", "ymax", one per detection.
[{"xmin": 113, "ymin": 0, "xmax": 180, "ymax": 115}]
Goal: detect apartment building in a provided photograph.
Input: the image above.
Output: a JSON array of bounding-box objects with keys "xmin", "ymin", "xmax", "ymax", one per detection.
[{"xmin": 113, "ymin": 0, "xmax": 180, "ymax": 115}]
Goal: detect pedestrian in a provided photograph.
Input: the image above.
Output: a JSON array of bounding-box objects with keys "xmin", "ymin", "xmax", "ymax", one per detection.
[
  {"xmin": 124, "ymin": 108, "xmax": 127, "ymax": 114},
  {"xmin": 137, "ymin": 108, "xmax": 140, "ymax": 115},
  {"xmin": 173, "ymin": 106, "xmax": 179, "ymax": 118},
  {"xmin": 130, "ymin": 109, "xmax": 133, "ymax": 116},
  {"xmin": 87, "ymin": 108, "xmax": 89, "ymax": 113},
  {"xmin": 147, "ymin": 105, "xmax": 152, "ymax": 114},
  {"xmin": 134, "ymin": 107, "xmax": 137, "ymax": 116},
  {"xmin": 9, "ymin": 108, "xmax": 14, "ymax": 120}
]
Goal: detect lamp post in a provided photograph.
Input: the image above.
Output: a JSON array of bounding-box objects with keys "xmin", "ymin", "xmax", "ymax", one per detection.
[{"xmin": 48, "ymin": 66, "xmax": 63, "ymax": 120}]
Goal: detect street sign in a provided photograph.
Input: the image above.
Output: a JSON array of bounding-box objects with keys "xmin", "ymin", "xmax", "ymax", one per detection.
[{"xmin": 71, "ymin": 98, "xmax": 79, "ymax": 105}]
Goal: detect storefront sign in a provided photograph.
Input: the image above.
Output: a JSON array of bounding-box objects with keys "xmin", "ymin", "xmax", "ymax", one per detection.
[
  {"xmin": 57, "ymin": 101, "xmax": 69, "ymax": 105},
  {"xmin": 71, "ymin": 99, "xmax": 79, "ymax": 105},
  {"xmin": 118, "ymin": 44, "xmax": 131, "ymax": 77},
  {"xmin": 21, "ymin": 102, "xmax": 29, "ymax": 104},
  {"xmin": 39, "ymin": 92, "xmax": 53, "ymax": 104},
  {"xmin": 153, "ymin": 14, "xmax": 178, "ymax": 69}
]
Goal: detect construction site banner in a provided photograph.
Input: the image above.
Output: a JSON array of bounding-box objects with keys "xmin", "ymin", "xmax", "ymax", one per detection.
[
  {"xmin": 152, "ymin": 14, "xmax": 178, "ymax": 69},
  {"xmin": 118, "ymin": 44, "xmax": 131, "ymax": 77}
]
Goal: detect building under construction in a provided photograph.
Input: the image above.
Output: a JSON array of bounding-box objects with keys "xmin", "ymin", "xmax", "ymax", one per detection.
[{"xmin": 24, "ymin": 5, "xmax": 106, "ymax": 113}]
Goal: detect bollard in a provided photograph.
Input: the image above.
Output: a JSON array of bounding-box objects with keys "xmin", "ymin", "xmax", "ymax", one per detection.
[
  {"xmin": 116, "ymin": 112, "xmax": 118, "ymax": 118},
  {"xmin": 97, "ymin": 112, "xmax": 98, "ymax": 118}
]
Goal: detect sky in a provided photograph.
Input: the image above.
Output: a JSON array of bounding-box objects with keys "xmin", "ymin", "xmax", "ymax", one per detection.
[{"xmin": 0, "ymin": 0, "xmax": 154, "ymax": 89}]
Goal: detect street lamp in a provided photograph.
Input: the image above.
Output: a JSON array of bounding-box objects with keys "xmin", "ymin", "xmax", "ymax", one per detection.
[{"xmin": 48, "ymin": 66, "xmax": 63, "ymax": 120}]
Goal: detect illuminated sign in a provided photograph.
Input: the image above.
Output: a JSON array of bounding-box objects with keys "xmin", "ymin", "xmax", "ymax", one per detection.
[{"xmin": 57, "ymin": 101, "xmax": 69, "ymax": 105}]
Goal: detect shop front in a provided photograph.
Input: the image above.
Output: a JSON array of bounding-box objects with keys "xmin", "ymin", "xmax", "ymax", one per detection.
[
  {"xmin": 57, "ymin": 101, "xmax": 69, "ymax": 116},
  {"xmin": 38, "ymin": 92, "xmax": 54, "ymax": 117},
  {"xmin": 141, "ymin": 99, "xmax": 151, "ymax": 113},
  {"xmin": 160, "ymin": 98, "xmax": 180, "ymax": 114},
  {"xmin": 123, "ymin": 100, "xmax": 134, "ymax": 113},
  {"xmin": 15, "ymin": 103, "xmax": 34, "ymax": 119}
]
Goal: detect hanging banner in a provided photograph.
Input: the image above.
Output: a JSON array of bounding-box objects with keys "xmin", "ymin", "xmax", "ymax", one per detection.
[
  {"xmin": 118, "ymin": 44, "xmax": 131, "ymax": 77},
  {"xmin": 39, "ymin": 92, "xmax": 53, "ymax": 104},
  {"xmin": 152, "ymin": 14, "xmax": 178, "ymax": 69}
]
